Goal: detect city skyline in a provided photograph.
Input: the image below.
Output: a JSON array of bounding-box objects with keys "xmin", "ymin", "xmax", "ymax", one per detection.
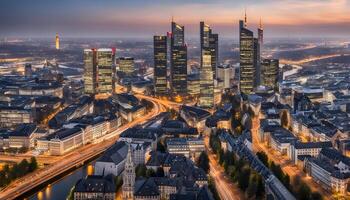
[{"xmin": 2, "ymin": 0, "xmax": 350, "ymax": 38}]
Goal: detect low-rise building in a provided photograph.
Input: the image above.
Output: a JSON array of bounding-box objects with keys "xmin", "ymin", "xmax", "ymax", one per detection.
[
  {"xmin": 74, "ymin": 175, "xmax": 116, "ymax": 200},
  {"xmin": 8, "ymin": 123, "xmax": 37, "ymax": 149},
  {"xmin": 289, "ymin": 141, "xmax": 332, "ymax": 165},
  {"xmin": 166, "ymin": 137, "xmax": 205, "ymax": 160}
]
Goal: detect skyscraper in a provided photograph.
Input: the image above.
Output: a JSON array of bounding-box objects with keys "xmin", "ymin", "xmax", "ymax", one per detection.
[
  {"xmin": 199, "ymin": 22, "xmax": 216, "ymax": 108},
  {"xmin": 258, "ymin": 18, "xmax": 264, "ymax": 51},
  {"xmin": 200, "ymin": 22, "xmax": 218, "ymax": 78},
  {"xmin": 97, "ymin": 48, "xmax": 114, "ymax": 95},
  {"xmin": 122, "ymin": 144, "xmax": 135, "ymax": 200},
  {"xmin": 118, "ymin": 57, "xmax": 134, "ymax": 75},
  {"xmin": 83, "ymin": 49, "xmax": 97, "ymax": 95},
  {"xmin": 239, "ymin": 13, "xmax": 259, "ymax": 94},
  {"xmin": 170, "ymin": 21, "xmax": 187, "ymax": 96},
  {"xmin": 210, "ymin": 33, "xmax": 219, "ymax": 78},
  {"xmin": 153, "ymin": 35, "xmax": 167, "ymax": 96},
  {"xmin": 55, "ymin": 33, "xmax": 60, "ymax": 50},
  {"xmin": 199, "ymin": 48, "xmax": 214, "ymax": 108},
  {"xmin": 261, "ymin": 59, "xmax": 279, "ymax": 89}
]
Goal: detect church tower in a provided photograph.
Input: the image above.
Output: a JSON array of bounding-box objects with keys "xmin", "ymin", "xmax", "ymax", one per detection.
[{"xmin": 122, "ymin": 144, "xmax": 135, "ymax": 200}]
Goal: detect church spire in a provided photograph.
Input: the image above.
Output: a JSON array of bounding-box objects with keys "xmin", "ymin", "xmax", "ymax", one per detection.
[{"xmin": 122, "ymin": 143, "xmax": 135, "ymax": 200}]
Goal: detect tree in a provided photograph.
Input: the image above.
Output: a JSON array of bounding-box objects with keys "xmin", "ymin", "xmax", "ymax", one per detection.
[
  {"xmin": 283, "ymin": 174, "xmax": 290, "ymax": 190},
  {"xmin": 155, "ymin": 167, "xmax": 164, "ymax": 177},
  {"xmin": 29, "ymin": 157, "xmax": 38, "ymax": 172},
  {"xmin": 280, "ymin": 110, "xmax": 289, "ymax": 129},
  {"xmin": 157, "ymin": 141, "xmax": 166, "ymax": 153},
  {"xmin": 246, "ymin": 173, "xmax": 258, "ymax": 198},
  {"xmin": 298, "ymin": 183, "xmax": 311, "ymax": 200},
  {"xmin": 135, "ymin": 164, "xmax": 147, "ymax": 177},
  {"xmin": 197, "ymin": 152, "xmax": 210, "ymax": 173},
  {"xmin": 311, "ymin": 192, "xmax": 322, "ymax": 200},
  {"xmin": 256, "ymin": 174, "xmax": 265, "ymax": 199},
  {"xmin": 256, "ymin": 151, "xmax": 268, "ymax": 166},
  {"xmin": 238, "ymin": 167, "xmax": 251, "ymax": 191},
  {"xmin": 146, "ymin": 168, "xmax": 156, "ymax": 177}
]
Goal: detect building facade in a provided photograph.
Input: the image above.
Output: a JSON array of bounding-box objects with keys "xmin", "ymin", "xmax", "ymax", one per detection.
[
  {"xmin": 154, "ymin": 35, "xmax": 168, "ymax": 96},
  {"xmin": 170, "ymin": 22, "xmax": 187, "ymax": 96},
  {"xmin": 83, "ymin": 49, "xmax": 97, "ymax": 95},
  {"xmin": 261, "ymin": 59, "xmax": 279, "ymax": 89},
  {"xmin": 118, "ymin": 57, "xmax": 135, "ymax": 75},
  {"xmin": 97, "ymin": 48, "xmax": 115, "ymax": 95},
  {"xmin": 239, "ymin": 18, "xmax": 258, "ymax": 94}
]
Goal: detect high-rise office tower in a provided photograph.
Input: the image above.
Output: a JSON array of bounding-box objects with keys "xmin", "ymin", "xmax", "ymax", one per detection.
[
  {"xmin": 239, "ymin": 12, "xmax": 259, "ymax": 94},
  {"xmin": 258, "ymin": 18, "xmax": 264, "ymax": 51},
  {"xmin": 199, "ymin": 22, "xmax": 216, "ymax": 107},
  {"xmin": 83, "ymin": 49, "xmax": 97, "ymax": 95},
  {"xmin": 97, "ymin": 48, "xmax": 114, "ymax": 94},
  {"xmin": 118, "ymin": 57, "xmax": 134, "ymax": 75},
  {"xmin": 261, "ymin": 59, "xmax": 279, "ymax": 89},
  {"xmin": 55, "ymin": 33, "xmax": 60, "ymax": 50},
  {"xmin": 153, "ymin": 35, "xmax": 167, "ymax": 96},
  {"xmin": 170, "ymin": 21, "xmax": 187, "ymax": 96},
  {"xmin": 199, "ymin": 48, "xmax": 214, "ymax": 108},
  {"xmin": 210, "ymin": 33, "xmax": 219, "ymax": 78},
  {"xmin": 254, "ymin": 38, "xmax": 261, "ymax": 87},
  {"xmin": 200, "ymin": 22, "xmax": 218, "ymax": 78}
]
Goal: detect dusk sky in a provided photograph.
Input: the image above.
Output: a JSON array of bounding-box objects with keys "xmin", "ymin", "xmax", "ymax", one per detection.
[{"xmin": 1, "ymin": 0, "xmax": 350, "ymax": 38}]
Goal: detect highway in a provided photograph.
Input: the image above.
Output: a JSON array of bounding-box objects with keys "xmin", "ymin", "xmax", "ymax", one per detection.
[{"xmin": 0, "ymin": 97, "xmax": 164, "ymax": 200}]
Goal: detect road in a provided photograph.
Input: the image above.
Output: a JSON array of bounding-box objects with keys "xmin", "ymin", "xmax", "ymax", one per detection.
[
  {"xmin": 0, "ymin": 97, "xmax": 164, "ymax": 200},
  {"xmin": 279, "ymin": 54, "xmax": 350, "ymax": 65},
  {"xmin": 250, "ymin": 116, "xmax": 332, "ymax": 199},
  {"xmin": 204, "ymin": 137, "xmax": 244, "ymax": 200}
]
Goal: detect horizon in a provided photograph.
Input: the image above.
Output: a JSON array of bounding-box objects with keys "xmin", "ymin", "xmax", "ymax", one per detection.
[{"xmin": 1, "ymin": 0, "xmax": 350, "ymax": 38}]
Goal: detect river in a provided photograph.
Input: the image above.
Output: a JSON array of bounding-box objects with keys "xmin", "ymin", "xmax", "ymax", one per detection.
[{"xmin": 27, "ymin": 163, "xmax": 94, "ymax": 200}]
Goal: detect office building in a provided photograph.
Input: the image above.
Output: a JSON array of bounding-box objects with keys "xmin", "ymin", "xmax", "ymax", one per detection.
[
  {"xmin": 166, "ymin": 137, "xmax": 205, "ymax": 160},
  {"xmin": 153, "ymin": 35, "xmax": 168, "ymax": 96},
  {"xmin": 170, "ymin": 21, "xmax": 187, "ymax": 96},
  {"xmin": 217, "ymin": 65, "xmax": 234, "ymax": 89},
  {"xmin": 83, "ymin": 49, "xmax": 97, "ymax": 95},
  {"xmin": 200, "ymin": 22, "xmax": 218, "ymax": 79},
  {"xmin": 209, "ymin": 33, "xmax": 219, "ymax": 78},
  {"xmin": 261, "ymin": 59, "xmax": 279, "ymax": 89},
  {"xmin": 199, "ymin": 49, "xmax": 214, "ymax": 108},
  {"xmin": 187, "ymin": 74, "xmax": 200, "ymax": 97},
  {"xmin": 97, "ymin": 48, "xmax": 115, "ymax": 94},
  {"xmin": 239, "ymin": 13, "xmax": 259, "ymax": 94},
  {"xmin": 118, "ymin": 57, "xmax": 134, "ymax": 75},
  {"xmin": 258, "ymin": 18, "xmax": 263, "ymax": 51}
]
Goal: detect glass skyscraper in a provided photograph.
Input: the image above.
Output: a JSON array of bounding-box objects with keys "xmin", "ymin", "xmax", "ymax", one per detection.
[
  {"xmin": 153, "ymin": 35, "xmax": 167, "ymax": 96},
  {"xmin": 83, "ymin": 48, "xmax": 97, "ymax": 95},
  {"xmin": 199, "ymin": 48, "xmax": 214, "ymax": 108},
  {"xmin": 239, "ymin": 19, "xmax": 258, "ymax": 94},
  {"xmin": 118, "ymin": 57, "xmax": 134, "ymax": 75},
  {"xmin": 261, "ymin": 59, "xmax": 279, "ymax": 89},
  {"xmin": 199, "ymin": 22, "xmax": 216, "ymax": 108},
  {"xmin": 97, "ymin": 48, "xmax": 114, "ymax": 94},
  {"xmin": 170, "ymin": 21, "xmax": 187, "ymax": 96}
]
